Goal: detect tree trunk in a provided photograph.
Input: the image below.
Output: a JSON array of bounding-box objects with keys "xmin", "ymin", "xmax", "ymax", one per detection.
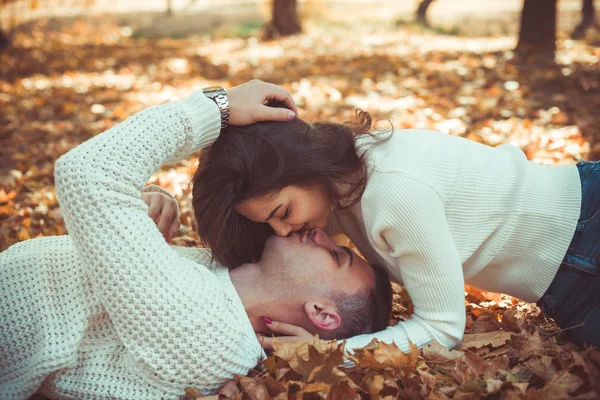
[
  {"xmin": 0, "ymin": 23, "xmax": 9, "ymax": 53},
  {"xmin": 516, "ymin": 0, "xmax": 557, "ymax": 56},
  {"xmin": 572, "ymin": 0, "xmax": 596, "ymax": 39},
  {"xmin": 415, "ymin": 0, "xmax": 435, "ymax": 26},
  {"xmin": 166, "ymin": 0, "xmax": 173, "ymax": 16},
  {"xmin": 268, "ymin": 0, "xmax": 301, "ymax": 38}
]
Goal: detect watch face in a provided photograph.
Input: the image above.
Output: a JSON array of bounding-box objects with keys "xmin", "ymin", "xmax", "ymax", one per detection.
[{"xmin": 203, "ymin": 86, "xmax": 223, "ymax": 94}]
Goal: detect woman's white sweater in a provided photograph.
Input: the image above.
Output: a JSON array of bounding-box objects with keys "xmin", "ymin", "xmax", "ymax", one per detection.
[
  {"xmin": 0, "ymin": 90, "xmax": 263, "ymax": 399},
  {"xmin": 332, "ymin": 129, "xmax": 582, "ymax": 352}
]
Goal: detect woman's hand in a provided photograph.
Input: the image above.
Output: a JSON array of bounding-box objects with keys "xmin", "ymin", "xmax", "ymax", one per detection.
[
  {"xmin": 256, "ymin": 319, "xmax": 315, "ymax": 350},
  {"xmin": 227, "ymin": 80, "xmax": 298, "ymax": 126},
  {"xmin": 142, "ymin": 191, "xmax": 180, "ymax": 243}
]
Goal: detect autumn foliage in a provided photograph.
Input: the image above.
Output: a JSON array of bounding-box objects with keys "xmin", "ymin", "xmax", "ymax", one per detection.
[
  {"xmin": 1, "ymin": 9, "xmax": 600, "ymax": 400},
  {"xmin": 182, "ymin": 287, "xmax": 600, "ymax": 399}
]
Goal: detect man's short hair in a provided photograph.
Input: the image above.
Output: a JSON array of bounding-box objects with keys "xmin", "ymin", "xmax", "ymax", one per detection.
[{"xmin": 322, "ymin": 264, "xmax": 393, "ymax": 340}]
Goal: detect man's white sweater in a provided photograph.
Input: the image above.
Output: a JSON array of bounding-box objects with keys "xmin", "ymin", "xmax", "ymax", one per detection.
[{"xmin": 0, "ymin": 91, "xmax": 263, "ymax": 399}]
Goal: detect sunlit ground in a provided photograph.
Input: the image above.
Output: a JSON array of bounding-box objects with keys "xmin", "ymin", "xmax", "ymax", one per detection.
[
  {"xmin": 2, "ymin": 15, "xmax": 598, "ymax": 250},
  {"xmin": 1, "ymin": 8, "xmax": 600, "ymax": 398}
]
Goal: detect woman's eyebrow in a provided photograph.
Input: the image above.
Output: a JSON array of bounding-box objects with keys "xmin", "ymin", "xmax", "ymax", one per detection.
[{"xmin": 265, "ymin": 204, "xmax": 282, "ymax": 221}]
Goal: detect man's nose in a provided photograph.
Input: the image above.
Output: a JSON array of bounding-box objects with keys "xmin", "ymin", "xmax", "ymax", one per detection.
[{"xmin": 312, "ymin": 228, "xmax": 334, "ymax": 248}]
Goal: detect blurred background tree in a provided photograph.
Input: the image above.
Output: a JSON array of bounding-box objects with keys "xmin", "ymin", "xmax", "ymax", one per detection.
[
  {"xmin": 2, "ymin": 0, "xmax": 598, "ymax": 55},
  {"xmin": 517, "ymin": 0, "xmax": 558, "ymax": 56},
  {"xmin": 573, "ymin": 0, "xmax": 598, "ymax": 38},
  {"xmin": 0, "ymin": 0, "xmax": 18, "ymax": 50},
  {"xmin": 265, "ymin": 0, "xmax": 301, "ymax": 39},
  {"xmin": 415, "ymin": 0, "xmax": 435, "ymax": 26}
]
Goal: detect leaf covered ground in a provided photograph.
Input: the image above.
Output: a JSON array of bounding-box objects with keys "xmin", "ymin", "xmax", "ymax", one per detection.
[{"xmin": 1, "ymin": 13, "xmax": 599, "ymax": 400}]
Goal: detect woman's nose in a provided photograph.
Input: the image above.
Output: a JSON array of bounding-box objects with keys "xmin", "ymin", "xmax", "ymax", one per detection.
[{"xmin": 271, "ymin": 221, "xmax": 292, "ymax": 237}]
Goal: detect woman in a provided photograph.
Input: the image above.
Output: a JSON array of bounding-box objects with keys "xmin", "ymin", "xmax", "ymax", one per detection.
[{"xmin": 189, "ymin": 103, "xmax": 600, "ymax": 351}]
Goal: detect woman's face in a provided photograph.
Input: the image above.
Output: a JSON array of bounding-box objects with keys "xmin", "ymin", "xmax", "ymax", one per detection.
[{"xmin": 235, "ymin": 185, "xmax": 332, "ymax": 236}]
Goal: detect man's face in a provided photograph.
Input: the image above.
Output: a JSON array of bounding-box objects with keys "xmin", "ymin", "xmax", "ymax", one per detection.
[{"xmin": 258, "ymin": 228, "xmax": 375, "ymax": 297}]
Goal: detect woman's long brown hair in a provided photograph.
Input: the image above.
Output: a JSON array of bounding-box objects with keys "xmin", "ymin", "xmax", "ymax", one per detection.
[{"xmin": 192, "ymin": 107, "xmax": 390, "ymax": 267}]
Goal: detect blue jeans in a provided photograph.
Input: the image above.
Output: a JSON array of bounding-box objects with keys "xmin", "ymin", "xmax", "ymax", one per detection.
[{"xmin": 537, "ymin": 161, "xmax": 600, "ymax": 347}]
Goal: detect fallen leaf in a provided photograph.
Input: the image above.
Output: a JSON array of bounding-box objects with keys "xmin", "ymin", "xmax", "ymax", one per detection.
[
  {"xmin": 423, "ymin": 340, "xmax": 464, "ymax": 362},
  {"xmin": 237, "ymin": 375, "xmax": 269, "ymax": 400},
  {"xmin": 460, "ymin": 331, "xmax": 512, "ymax": 349},
  {"xmin": 350, "ymin": 339, "xmax": 419, "ymax": 372},
  {"xmin": 526, "ymin": 355, "xmax": 558, "ymax": 381}
]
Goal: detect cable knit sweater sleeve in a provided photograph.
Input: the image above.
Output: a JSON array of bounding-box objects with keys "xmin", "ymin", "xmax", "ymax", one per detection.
[
  {"xmin": 344, "ymin": 172, "xmax": 466, "ymax": 352},
  {"xmin": 54, "ymin": 91, "xmax": 263, "ymax": 394}
]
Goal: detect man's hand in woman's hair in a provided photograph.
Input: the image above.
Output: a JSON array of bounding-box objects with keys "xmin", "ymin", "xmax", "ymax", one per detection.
[
  {"xmin": 142, "ymin": 191, "xmax": 180, "ymax": 243},
  {"xmin": 226, "ymin": 80, "xmax": 298, "ymax": 126}
]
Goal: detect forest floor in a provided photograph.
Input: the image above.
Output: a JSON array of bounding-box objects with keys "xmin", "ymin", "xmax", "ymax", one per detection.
[{"xmin": 2, "ymin": 11, "xmax": 600, "ymax": 399}]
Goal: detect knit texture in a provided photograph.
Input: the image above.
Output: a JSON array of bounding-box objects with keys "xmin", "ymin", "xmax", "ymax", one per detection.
[
  {"xmin": 335, "ymin": 129, "xmax": 581, "ymax": 352},
  {"xmin": 0, "ymin": 91, "xmax": 263, "ymax": 399}
]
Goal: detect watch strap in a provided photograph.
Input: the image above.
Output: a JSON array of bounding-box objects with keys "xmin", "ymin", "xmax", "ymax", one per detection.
[{"xmin": 202, "ymin": 87, "xmax": 230, "ymax": 129}]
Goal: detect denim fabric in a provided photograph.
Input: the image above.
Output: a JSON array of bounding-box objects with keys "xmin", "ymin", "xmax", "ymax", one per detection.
[{"xmin": 537, "ymin": 161, "xmax": 600, "ymax": 347}]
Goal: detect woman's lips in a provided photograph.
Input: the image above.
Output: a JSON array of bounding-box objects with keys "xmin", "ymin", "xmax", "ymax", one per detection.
[{"xmin": 300, "ymin": 229, "xmax": 316, "ymax": 243}]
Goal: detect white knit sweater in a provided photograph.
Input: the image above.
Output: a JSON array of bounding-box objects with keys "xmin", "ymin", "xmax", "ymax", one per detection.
[
  {"xmin": 0, "ymin": 91, "xmax": 263, "ymax": 399},
  {"xmin": 334, "ymin": 129, "xmax": 581, "ymax": 352}
]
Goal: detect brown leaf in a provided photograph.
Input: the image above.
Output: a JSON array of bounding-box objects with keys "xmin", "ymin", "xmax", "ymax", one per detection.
[
  {"xmin": 417, "ymin": 362, "xmax": 437, "ymax": 390},
  {"xmin": 0, "ymin": 190, "xmax": 16, "ymax": 204},
  {"xmin": 261, "ymin": 376, "xmax": 287, "ymax": 398},
  {"xmin": 17, "ymin": 228, "xmax": 31, "ymax": 241},
  {"xmin": 462, "ymin": 352, "xmax": 486, "ymax": 376},
  {"xmin": 270, "ymin": 338, "xmax": 344, "ymax": 382},
  {"xmin": 263, "ymin": 354, "xmax": 296, "ymax": 382},
  {"xmin": 436, "ymin": 386, "xmax": 457, "ymax": 398},
  {"xmin": 467, "ymin": 315, "xmax": 502, "ymax": 333},
  {"xmin": 572, "ymin": 351, "xmax": 600, "ymax": 394},
  {"xmin": 527, "ymin": 371, "xmax": 583, "ymax": 398},
  {"xmin": 510, "ymin": 331, "xmax": 551, "ymax": 360},
  {"xmin": 364, "ymin": 375, "xmax": 386, "ymax": 398},
  {"xmin": 301, "ymin": 381, "xmax": 332, "ymax": 396},
  {"xmin": 237, "ymin": 375, "xmax": 269, "ymax": 400},
  {"xmin": 218, "ymin": 380, "xmax": 240, "ymax": 399},
  {"xmin": 271, "ymin": 340, "xmax": 311, "ymax": 371},
  {"xmin": 423, "ymin": 341, "xmax": 464, "ymax": 363},
  {"xmin": 398, "ymin": 373, "xmax": 425, "ymax": 399},
  {"xmin": 327, "ymin": 381, "xmax": 361, "ymax": 400},
  {"xmin": 349, "ymin": 339, "xmax": 419, "ymax": 372},
  {"xmin": 501, "ymin": 310, "xmax": 524, "ymax": 333},
  {"xmin": 484, "ymin": 378, "xmax": 503, "ymax": 395},
  {"xmin": 525, "ymin": 355, "xmax": 558, "ymax": 381},
  {"xmin": 484, "ymin": 356, "xmax": 509, "ymax": 379},
  {"xmin": 182, "ymin": 387, "xmax": 204, "ymax": 400},
  {"xmin": 460, "ymin": 331, "xmax": 512, "ymax": 349}
]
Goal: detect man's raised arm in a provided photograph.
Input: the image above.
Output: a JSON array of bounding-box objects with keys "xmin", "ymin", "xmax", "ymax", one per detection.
[{"xmin": 54, "ymin": 80, "xmax": 295, "ymax": 395}]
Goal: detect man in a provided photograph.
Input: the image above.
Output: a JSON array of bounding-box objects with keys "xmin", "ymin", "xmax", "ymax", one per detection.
[{"xmin": 0, "ymin": 80, "xmax": 392, "ymax": 399}]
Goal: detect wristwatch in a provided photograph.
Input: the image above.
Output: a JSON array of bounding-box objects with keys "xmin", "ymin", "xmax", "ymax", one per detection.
[{"xmin": 202, "ymin": 86, "xmax": 230, "ymax": 129}]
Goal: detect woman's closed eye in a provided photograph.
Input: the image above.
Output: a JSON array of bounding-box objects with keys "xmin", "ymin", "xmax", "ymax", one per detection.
[{"xmin": 281, "ymin": 208, "xmax": 290, "ymax": 221}]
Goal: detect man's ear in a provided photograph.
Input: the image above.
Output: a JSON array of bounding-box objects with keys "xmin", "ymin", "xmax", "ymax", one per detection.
[{"xmin": 304, "ymin": 300, "xmax": 341, "ymax": 331}]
